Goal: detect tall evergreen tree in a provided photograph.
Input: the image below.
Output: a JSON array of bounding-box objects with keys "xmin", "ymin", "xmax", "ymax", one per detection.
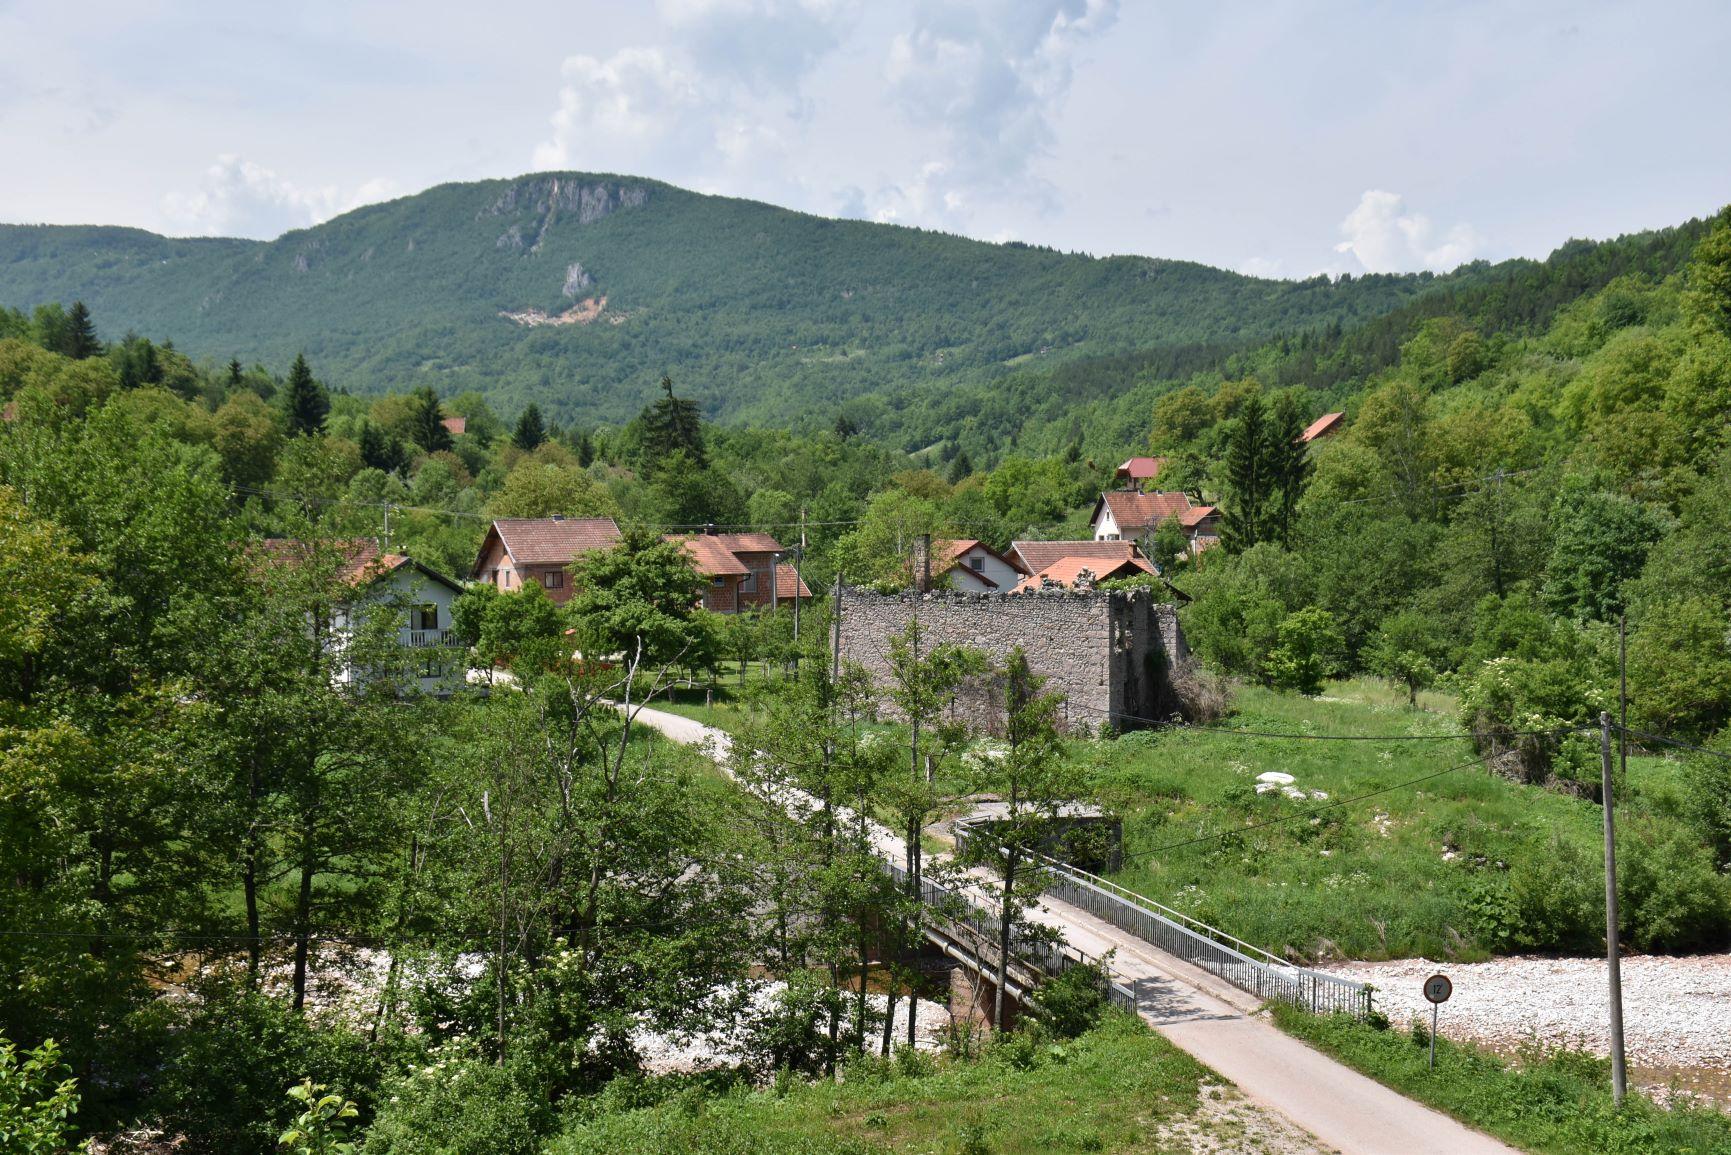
[
  {"xmin": 1267, "ymin": 393, "xmax": 1313, "ymax": 547},
  {"xmin": 407, "ymin": 386, "xmax": 453, "ymax": 454},
  {"xmin": 512, "ymin": 403, "xmax": 547, "ymax": 451},
  {"xmin": 1221, "ymin": 394, "xmax": 1271, "ymax": 552},
  {"xmin": 282, "ymin": 353, "xmax": 329, "ymax": 436},
  {"xmin": 61, "ymin": 300, "xmax": 102, "ymax": 360},
  {"xmin": 227, "ymin": 358, "xmax": 244, "ymax": 387},
  {"xmin": 639, "ymin": 375, "xmax": 706, "ymax": 469}
]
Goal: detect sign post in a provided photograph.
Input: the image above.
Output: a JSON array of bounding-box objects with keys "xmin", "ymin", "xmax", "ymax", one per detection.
[{"xmin": 1423, "ymin": 973, "xmax": 1452, "ymax": 1071}]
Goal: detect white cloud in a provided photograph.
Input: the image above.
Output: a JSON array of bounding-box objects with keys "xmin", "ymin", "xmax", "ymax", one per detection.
[
  {"xmin": 1334, "ymin": 189, "xmax": 1483, "ymax": 274},
  {"xmin": 532, "ymin": 3, "xmax": 857, "ymax": 179},
  {"xmin": 1237, "ymin": 256, "xmax": 1285, "ymax": 279},
  {"xmin": 875, "ymin": 0, "xmax": 1119, "ymax": 224},
  {"xmin": 161, "ymin": 155, "xmax": 394, "ymax": 239}
]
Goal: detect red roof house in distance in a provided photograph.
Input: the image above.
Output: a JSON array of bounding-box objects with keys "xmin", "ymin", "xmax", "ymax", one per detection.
[
  {"xmin": 1089, "ymin": 490, "xmax": 1196, "ymax": 541},
  {"xmin": 1297, "ymin": 412, "xmax": 1345, "ymax": 443},
  {"xmin": 1010, "ymin": 539, "xmax": 1147, "ymax": 576},
  {"xmin": 928, "ymin": 538, "xmax": 1028, "ymax": 591},
  {"xmin": 440, "ymin": 415, "xmax": 467, "ymax": 438},
  {"xmin": 471, "ymin": 516, "xmax": 623, "ymax": 604},
  {"xmin": 1113, "ymin": 456, "xmax": 1167, "ymax": 488},
  {"xmin": 665, "ymin": 530, "xmax": 814, "ymax": 613},
  {"xmin": 1015, "ymin": 553, "xmax": 1156, "ymax": 592}
]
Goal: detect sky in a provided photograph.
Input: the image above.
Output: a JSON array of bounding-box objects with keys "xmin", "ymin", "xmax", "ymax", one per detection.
[{"xmin": 1, "ymin": 0, "xmax": 1727, "ymax": 279}]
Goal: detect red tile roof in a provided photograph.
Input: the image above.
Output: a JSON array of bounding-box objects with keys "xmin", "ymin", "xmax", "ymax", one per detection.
[
  {"xmin": 1010, "ymin": 539, "xmax": 1143, "ymax": 575},
  {"xmin": 1093, "ymin": 490, "xmax": 1194, "ymax": 534},
  {"xmin": 1178, "ymin": 504, "xmax": 1217, "ymax": 528},
  {"xmin": 710, "ymin": 531, "xmax": 785, "ymax": 555},
  {"xmin": 441, "ymin": 415, "xmax": 467, "ymax": 437},
  {"xmin": 1016, "ymin": 555, "xmax": 1156, "ymax": 591},
  {"xmin": 256, "ymin": 538, "xmax": 461, "ymax": 592},
  {"xmin": 1298, "ymin": 412, "xmax": 1345, "ymax": 442},
  {"xmin": 1114, "ymin": 456, "xmax": 1166, "ymax": 481},
  {"xmin": 773, "ymin": 563, "xmax": 813, "ymax": 600},
  {"xmin": 481, "ymin": 517, "xmax": 622, "ymax": 571},
  {"xmin": 668, "ymin": 534, "xmax": 750, "ymax": 576}
]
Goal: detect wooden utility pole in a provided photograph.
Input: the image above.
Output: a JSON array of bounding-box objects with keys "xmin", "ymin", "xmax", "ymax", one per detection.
[{"xmin": 1599, "ymin": 711, "xmax": 1628, "ymax": 1107}]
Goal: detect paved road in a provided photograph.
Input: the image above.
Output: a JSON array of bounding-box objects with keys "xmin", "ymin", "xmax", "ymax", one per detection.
[{"xmin": 634, "ymin": 704, "xmax": 1515, "ymax": 1155}]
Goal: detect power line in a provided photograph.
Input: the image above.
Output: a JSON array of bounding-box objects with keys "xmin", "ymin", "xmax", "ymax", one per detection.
[{"xmin": 1623, "ymin": 728, "xmax": 1731, "ymax": 763}]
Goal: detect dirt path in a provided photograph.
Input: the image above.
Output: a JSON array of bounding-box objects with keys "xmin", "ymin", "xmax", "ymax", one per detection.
[{"xmin": 634, "ymin": 704, "xmax": 1516, "ymax": 1155}]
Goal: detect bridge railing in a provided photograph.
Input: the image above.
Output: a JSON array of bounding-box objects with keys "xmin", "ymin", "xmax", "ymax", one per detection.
[
  {"xmin": 883, "ymin": 859, "xmax": 1138, "ymax": 1012},
  {"xmin": 951, "ymin": 821, "xmax": 1372, "ymax": 1019}
]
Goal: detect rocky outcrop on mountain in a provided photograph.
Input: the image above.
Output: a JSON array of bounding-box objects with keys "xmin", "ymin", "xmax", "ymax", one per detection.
[
  {"xmin": 562, "ymin": 262, "xmax": 593, "ymax": 297},
  {"xmin": 481, "ymin": 177, "xmax": 650, "ymax": 226}
]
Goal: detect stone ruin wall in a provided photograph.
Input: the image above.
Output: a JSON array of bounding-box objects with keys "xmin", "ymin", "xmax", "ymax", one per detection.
[{"xmin": 835, "ymin": 588, "xmax": 1188, "ymax": 734}]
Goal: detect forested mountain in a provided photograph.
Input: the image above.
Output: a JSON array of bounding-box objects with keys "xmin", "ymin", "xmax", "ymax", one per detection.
[{"xmin": 0, "ymin": 172, "xmax": 1480, "ymax": 429}]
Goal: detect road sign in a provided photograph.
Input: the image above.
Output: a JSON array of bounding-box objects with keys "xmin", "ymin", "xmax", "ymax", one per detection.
[{"xmin": 1422, "ymin": 974, "xmax": 1451, "ymax": 1071}]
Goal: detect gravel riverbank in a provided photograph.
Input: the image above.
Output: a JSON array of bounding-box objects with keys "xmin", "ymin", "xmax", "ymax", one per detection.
[{"xmin": 1323, "ymin": 953, "xmax": 1731, "ymax": 1098}]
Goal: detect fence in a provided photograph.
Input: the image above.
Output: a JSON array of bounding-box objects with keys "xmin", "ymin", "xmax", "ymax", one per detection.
[
  {"xmin": 884, "ymin": 860, "xmax": 1138, "ymax": 1013},
  {"xmin": 951, "ymin": 821, "xmax": 1372, "ymax": 1019}
]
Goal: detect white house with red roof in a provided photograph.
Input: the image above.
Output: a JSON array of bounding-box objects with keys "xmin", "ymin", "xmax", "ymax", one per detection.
[
  {"xmin": 1090, "ymin": 490, "xmax": 1195, "ymax": 541},
  {"xmin": 260, "ymin": 538, "xmax": 466, "ymax": 693},
  {"xmin": 929, "ymin": 538, "xmax": 1029, "ymax": 592}
]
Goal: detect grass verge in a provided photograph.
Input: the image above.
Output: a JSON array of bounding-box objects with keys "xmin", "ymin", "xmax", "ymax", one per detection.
[
  {"xmin": 1271, "ymin": 1004, "xmax": 1731, "ymax": 1154},
  {"xmin": 547, "ymin": 1014, "xmax": 1230, "ymax": 1154}
]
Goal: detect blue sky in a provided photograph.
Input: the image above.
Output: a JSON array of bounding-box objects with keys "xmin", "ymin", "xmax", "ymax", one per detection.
[{"xmin": 1, "ymin": 0, "xmax": 1726, "ymax": 277}]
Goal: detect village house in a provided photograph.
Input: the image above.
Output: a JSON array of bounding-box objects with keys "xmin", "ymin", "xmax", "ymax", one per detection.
[
  {"xmin": 927, "ymin": 538, "xmax": 1029, "ymax": 592},
  {"xmin": 1298, "ymin": 411, "xmax": 1345, "ymax": 443},
  {"xmin": 665, "ymin": 529, "xmax": 813, "ymax": 613},
  {"xmin": 1015, "ymin": 553, "xmax": 1157, "ymax": 591},
  {"xmin": 259, "ymin": 538, "xmax": 465, "ymax": 694},
  {"xmin": 1010, "ymin": 539, "xmax": 1149, "ymax": 576},
  {"xmin": 1090, "ymin": 489, "xmax": 1195, "ymax": 542},
  {"xmin": 470, "ymin": 516, "xmax": 623, "ymax": 604},
  {"xmin": 1112, "ymin": 455, "xmax": 1167, "ymax": 489}
]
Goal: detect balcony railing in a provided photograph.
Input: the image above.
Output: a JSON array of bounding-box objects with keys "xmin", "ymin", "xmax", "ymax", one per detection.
[{"xmin": 407, "ymin": 628, "xmax": 456, "ymax": 648}]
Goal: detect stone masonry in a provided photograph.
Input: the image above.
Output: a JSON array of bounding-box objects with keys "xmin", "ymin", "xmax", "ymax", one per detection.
[{"xmin": 836, "ymin": 587, "xmax": 1188, "ymax": 733}]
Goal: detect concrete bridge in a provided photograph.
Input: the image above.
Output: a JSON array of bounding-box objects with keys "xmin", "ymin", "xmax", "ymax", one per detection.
[{"xmin": 633, "ymin": 703, "xmax": 1514, "ymax": 1155}]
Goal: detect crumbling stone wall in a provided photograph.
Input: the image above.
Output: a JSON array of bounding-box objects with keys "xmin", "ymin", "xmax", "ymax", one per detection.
[{"xmin": 836, "ymin": 587, "xmax": 1187, "ymax": 733}]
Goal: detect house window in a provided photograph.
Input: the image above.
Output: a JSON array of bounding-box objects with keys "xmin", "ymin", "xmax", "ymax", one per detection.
[
  {"xmin": 712, "ymin": 576, "xmax": 727, "ymax": 587},
  {"xmin": 411, "ymin": 604, "xmax": 439, "ymax": 631},
  {"xmin": 543, "ymin": 570, "xmax": 564, "ymax": 589},
  {"xmin": 741, "ymin": 570, "xmax": 756, "ymax": 593},
  {"xmin": 968, "ymin": 555, "xmax": 984, "ymax": 571}
]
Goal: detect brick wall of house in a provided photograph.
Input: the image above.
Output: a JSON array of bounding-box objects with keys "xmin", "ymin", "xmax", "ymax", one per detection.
[
  {"xmin": 734, "ymin": 551, "xmax": 778, "ymax": 608},
  {"xmin": 702, "ymin": 576, "xmax": 742, "ymax": 614},
  {"xmin": 836, "ymin": 587, "xmax": 1187, "ymax": 734}
]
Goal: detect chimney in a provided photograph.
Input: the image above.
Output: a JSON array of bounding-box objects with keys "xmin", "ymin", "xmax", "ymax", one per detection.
[
  {"xmin": 913, "ymin": 533, "xmax": 932, "ymax": 592},
  {"xmin": 703, "ymin": 523, "xmax": 717, "ymax": 536}
]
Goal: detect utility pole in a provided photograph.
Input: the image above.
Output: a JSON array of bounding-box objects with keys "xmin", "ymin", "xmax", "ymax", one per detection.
[
  {"xmin": 382, "ymin": 502, "xmax": 391, "ymax": 549},
  {"xmin": 1599, "ymin": 711, "xmax": 1628, "ymax": 1107},
  {"xmin": 1619, "ymin": 615, "xmax": 1629, "ymax": 788}
]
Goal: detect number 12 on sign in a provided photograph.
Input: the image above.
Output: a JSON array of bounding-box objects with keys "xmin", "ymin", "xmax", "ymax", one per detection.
[{"xmin": 1423, "ymin": 974, "xmax": 1452, "ymax": 1071}]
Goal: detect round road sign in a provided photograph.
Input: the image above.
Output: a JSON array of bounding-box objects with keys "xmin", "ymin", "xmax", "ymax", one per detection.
[{"xmin": 1423, "ymin": 973, "xmax": 1452, "ymax": 1004}]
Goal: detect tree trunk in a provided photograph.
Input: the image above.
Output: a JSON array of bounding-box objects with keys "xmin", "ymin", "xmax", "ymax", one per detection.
[
  {"xmin": 291, "ymin": 845, "xmax": 315, "ymax": 1013},
  {"xmin": 995, "ymin": 847, "xmax": 1016, "ymax": 1032}
]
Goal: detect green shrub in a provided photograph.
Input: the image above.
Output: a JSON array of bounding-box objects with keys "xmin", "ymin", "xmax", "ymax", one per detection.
[
  {"xmin": 1618, "ymin": 825, "xmax": 1731, "ymax": 952},
  {"xmin": 1028, "ymin": 962, "xmax": 1111, "ymax": 1040},
  {"xmin": 362, "ymin": 1047, "xmax": 553, "ymax": 1155},
  {"xmin": 0, "ymin": 1035, "xmax": 85, "ymax": 1155},
  {"xmin": 155, "ymin": 986, "xmax": 386, "ymax": 1155}
]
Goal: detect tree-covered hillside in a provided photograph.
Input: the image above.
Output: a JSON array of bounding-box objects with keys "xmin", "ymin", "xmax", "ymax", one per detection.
[{"xmin": 1, "ymin": 172, "xmax": 1478, "ymax": 429}]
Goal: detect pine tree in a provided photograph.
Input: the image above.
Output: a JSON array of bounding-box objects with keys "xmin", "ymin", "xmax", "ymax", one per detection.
[
  {"xmin": 639, "ymin": 375, "xmax": 706, "ymax": 468},
  {"xmin": 408, "ymin": 386, "xmax": 453, "ymax": 454},
  {"xmin": 282, "ymin": 353, "xmax": 329, "ymax": 436},
  {"xmin": 512, "ymin": 403, "xmax": 547, "ymax": 451},
  {"xmin": 1221, "ymin": 394, "xmax": 1271, "ymax": 552},
  {"xmin": 62, "ymin": 300, "xmax": 101, "ymax": 360},
  {"xmin": 948, "ymin": 448, "xmax": 974, "ymax": 484},
  {"xmin": 1267, "ymin": 393, "xmax": 1313, "ymax": 547},
  {"xmin": 227, "ymin": 358, "xmax": 244, "ymax": 387}
]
